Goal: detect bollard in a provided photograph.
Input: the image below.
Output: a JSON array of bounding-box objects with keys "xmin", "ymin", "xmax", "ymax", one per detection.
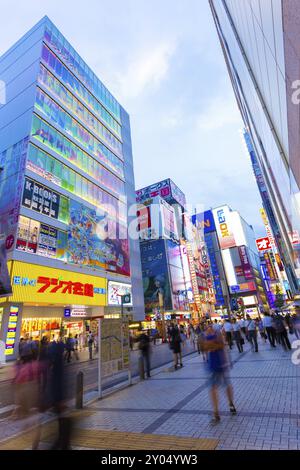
[
  {"xmin": 138, "ymin": 355, "xmax": 145, "ymax": 380},
  {"xmin": 75, "ymin": 371, "xmax": 84, "ymax": 409}
]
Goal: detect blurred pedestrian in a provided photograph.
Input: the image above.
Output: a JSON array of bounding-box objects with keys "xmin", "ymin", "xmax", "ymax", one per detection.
[
  {"xmin": 223, "ymin": 319, "xmax": 233, "ymax": 350},
  {"xmin": 262, "ymin": 312, "xmax": 276, "ymax": 347},
  {"xmin": 203, "ymin": 323, "xmax": 236, "ymax": 424},
  {"xmin": 138, "ymin": 330, "xmax": 151, "ymax": 378},
  {"xmin": 48, "ymin": 334, "xmax": 73, "ymax": 450},
  {"xmin": 170, "ymin": 324, "xmax": 183, "ymax": 370},
  {"xmin": 232, "ymin": 318, "xmax": 243, "ymax": 353},
  {"xmin": 88, "ymin": 332, "xmax": 94, "ymax": 360},
  {"xmin": 179, "ymin": 325, "xmax": 187, "ymax": 347},
  {"xmin": 273, "ymin": 312, "xmax": 291, "ymax": 351},
  {"xmin": 65, "ymin": 334, "xmax": 75, "ymax": 363},
  {"xmin": 257, "ymin": 318, "xmax": 267, "ymax": 343},
  {"xmin": 238, "ymin": 316, "xmax": 248, "ymax": 341}
]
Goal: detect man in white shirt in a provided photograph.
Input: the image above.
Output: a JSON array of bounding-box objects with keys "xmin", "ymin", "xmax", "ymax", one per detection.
[
  {"xmin": 262, "ymin": 312, "xmax": 276, "ymax": 347},
  {"xmin": 223, "ymin": 319, "xmax": 233, "ymax": 349},
  {"xmin": 238, "ymin": 317, "xmax": 247, "ymax": 340},
  {"xmin": 246, "ymin": 314, "xmax": 258, "ymax": 352}
]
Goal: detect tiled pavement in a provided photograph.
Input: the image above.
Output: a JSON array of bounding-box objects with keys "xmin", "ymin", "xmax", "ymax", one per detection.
[{"xmin": 1, "ymin": 336, "xmax": 300, "ymax": 450}]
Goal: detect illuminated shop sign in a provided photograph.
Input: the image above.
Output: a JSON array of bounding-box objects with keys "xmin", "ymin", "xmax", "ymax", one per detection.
[
  {"xmin": 238, "ymin": 246, "xmax": 253, "ymax": 279},
  {"xmin": 185, "ymin": 242, "xmax": 201, "ymax": 311},
  {"xmin": 260, "ymin": 209, "xmax": 275, "ymax": 247},
  {"xmin": 22, "ymin": 177, "xmax": 60, "ymax": 219},
  {"xmin": 213, "ymin": 206, "xmax": 236, "ymax": 250},
  {"xmin": 108, "ymin": 281, "xmax": 132, "ymax": 306},
  {"xmin": 64, "ymin": 306, "xmax": 88, "ymax": 317},
  {"xmin": 9, "ymin": 261, "xmax": 106, "ymax": 306},
  {"xmin": 5, "ymin": 306, "xmax": 19, "ymax": 356},
  {"xmin": 256, "ymin": 237, "xmax": 271, "ymax": 252},
  {"xmin": 229, "ymin": 282, "xmax": 256, "ymax": 293}
]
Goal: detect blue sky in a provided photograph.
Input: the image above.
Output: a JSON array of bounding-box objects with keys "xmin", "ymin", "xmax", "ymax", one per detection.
[{"xmin": 0, "ymin": 0, "xmax": 264, "ymax": 235}]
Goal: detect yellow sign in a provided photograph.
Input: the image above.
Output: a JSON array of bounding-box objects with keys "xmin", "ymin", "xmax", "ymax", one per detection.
[{"xmin": 6, "ymin": 261, "xmax": 107, "ymax": 306}]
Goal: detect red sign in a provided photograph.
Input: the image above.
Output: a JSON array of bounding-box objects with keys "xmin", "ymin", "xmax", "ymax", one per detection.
[
  {"xmin": 256, "ymin": 237, "xmax": 271, "ymax": 252},
  {"xmin": 37, "ymin": 276, "xmax": 94, "ymax": 297},
  {"xmin": 5, "ymin": 235, "xmax": 14, "ymax": 250}
]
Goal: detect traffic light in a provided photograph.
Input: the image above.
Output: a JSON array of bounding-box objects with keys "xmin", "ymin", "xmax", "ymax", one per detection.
[{"xmin": 121, "ymin": 294, "xmax": 131, "ymax": 304}]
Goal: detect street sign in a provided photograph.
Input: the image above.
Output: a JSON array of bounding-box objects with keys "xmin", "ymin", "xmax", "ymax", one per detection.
[{"xmin": 256, "ymin": 236, "xmax": 271, "ymax": 252}]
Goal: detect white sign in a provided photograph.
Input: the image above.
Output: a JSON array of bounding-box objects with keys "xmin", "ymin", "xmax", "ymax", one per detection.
[
  {"xmin": 70, "ymin": 307, "xmax": 88, "ymax": 317},
  {"xmin": 108, "ymin": 281, "xmax": 132, "ymax": 306},
  {"xmin": 212, "ymin": 206, "xmax": 236, "ymax": 250}
]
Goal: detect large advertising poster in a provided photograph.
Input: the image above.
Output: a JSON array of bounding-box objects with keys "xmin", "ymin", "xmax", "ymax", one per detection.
[
  {"xmin": 67, "ymin": 200, "xmax": 130, "ymax": 276},
  {"xmin": 0, "ymin": 241, "xmax": 12, "ymax": 297},
  {"xmin": 213, "ymin": 206, "xmax": 236, "ymax": 250},
  {"xmin": 166, "ymin": 240, "xmax": 186, "ymax": 310},
  {"xmin": 0, "ymin": 137, "xmax": 29, "ymax": 252},
  {"xmin": 140, "ymin": 239, "xmax": 172, "ymax": 313}
]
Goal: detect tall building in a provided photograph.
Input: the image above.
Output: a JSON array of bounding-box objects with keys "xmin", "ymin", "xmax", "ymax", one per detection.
[
  {"xmin": 209, "ymin": 0, "xmax": 300, "ymax": 295},
  {"xmin": 0, "ymin": 16, "xmax": 144, "ymax": 359},
  {"xmin": 192, "ymin": 210, "xmax": 231, "ymax": 313},
  {"xmin": 136, "ymin": 179, "xmax": 216, "ymax": 325},
  {"xmin": 208, "ymin": 205, "xmax": 268, "ymax": 315}
]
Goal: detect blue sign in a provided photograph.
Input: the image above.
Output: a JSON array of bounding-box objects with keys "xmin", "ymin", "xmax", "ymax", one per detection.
[
  {"xmin": 230, "ymin": 285, "xmax": 240, "ymax": 293},
  {"xmin": 191, "ymin": 211, "xmax": 216, "ymax": 234},
  {"xmin": 64, "ymin": 308, "xmax": 71, "ymax": 317}
]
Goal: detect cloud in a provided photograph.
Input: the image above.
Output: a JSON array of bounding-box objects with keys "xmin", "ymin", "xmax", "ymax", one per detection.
[
  {"xmin": 115, "ymin": 41, "xmax": 177, "ymax": 100},
  {"xmin": 196, "ymin": 94, "xmax": 241, "ymax": 131}
]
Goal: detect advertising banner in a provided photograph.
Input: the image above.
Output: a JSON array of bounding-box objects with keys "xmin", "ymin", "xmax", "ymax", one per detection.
[
  {"xmin": 67, "ymin": 200, "xmax": 130, "ymax": 276},
  {"xmin": 8, "ymin": 261, "xmax": 106, "ymax": 305},
  {"xmin": 0, "ymin": 241, "xmax": 12, "ymax": 298},
  {"xmin": 140, "ymin": 239, "xmax": 172, "ymax": 313},
  {"xmin": 213, "ymin": 206, "xmax": 236, "ymax": 249},
  {"xmin": 136, "ymin": 180, "xmax": 171, "ymax": 204},
  {"xmin": 0, "ymin": 137, "xmax": 29, "ymax": 253},
  {"xmin": 192, "ymin": 210, "xmax": 216, "ymax": 234},
  {"xmin": 22, "ymin": 177, "xmax": 60, "ymax": 219},
  {"xmin": 238, "ymin": 246, "xmax": 253, "ymax": 279},
  {"xmin": 108, "ymin": 281, "xmax": 132, "ymax": 306},
  {"xmin": 256, "ymin": 237, "xmax": 271, "ymax": 252}
]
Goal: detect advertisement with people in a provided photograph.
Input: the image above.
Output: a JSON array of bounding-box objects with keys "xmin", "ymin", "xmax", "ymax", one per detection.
[
  {"xmin": 140, "ymin": 239, "xmax": 172, "ymax": 313},
  {"xmin": 67, "ymin": 200, "xmax": 130, "ymax": 276}
]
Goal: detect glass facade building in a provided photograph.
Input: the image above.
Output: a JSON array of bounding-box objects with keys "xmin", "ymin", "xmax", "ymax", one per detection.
[
  {"xmin": 0, "ymin": 16, "xmax": 144, "ymax": 358},
  {"xmin": 209, "ymin": 0, "xmax": 300, "ymax": 294}
]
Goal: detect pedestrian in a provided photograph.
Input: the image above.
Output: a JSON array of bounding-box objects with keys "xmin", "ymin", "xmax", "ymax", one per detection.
[
  {"xmin": 232, "ymin": 318, "xmax": 243, "ymax": 353},
  {"xmin": 262, "ymin": 312, "xmax": 276, "ymax": 347},
  {"xmin": 88, "ymin": 332, "xmax": 94, "ymax": 360},
  {"xmin": 74, "ymin": 334, "xmax": 79, "ymax": 360},
  {"xmin": 196, "ymin": 323, "xmax": 207, "ymax": 361},
  {"xmin": 179, "ymin": 325, "xmax": 187, "ymax": 347},
  {"xmin": 246, "ymin": 315, "xmax": 258, "ymax": 352},
  {"xmin": 203, "ymin": 322, "xmax": 236, "ymax": 424},
  {"xmin": 170, "ymin": 324, "xmax": 183, "ymax": 370},
  {"xmin": 238, "ymin": 316, "xmax": 248, "ymax": 341},
  {"xmin": 273, "ymin": 312, "xmax": 291, "ymax": 351},
  {"xmin": 189, "ymin": 324, "xmax": 196, "ymax": 349},
  {"xmin": 138, "ymin": 330, "xmax": 151, "ymax": 378},
  {"xmin": 257, "ymin": 318, "xmax": 267, "ymax": 343},
  {"xmin": 65, "ymin": 335, "xmax": 75, "ymax": 363},
  {"xmin": 47, "ymin": 334, "xmax": 73, "ymax": 450},
  {"xmin": 223, "ymin": 319, "xmax": 233, "ymax": 350},
  {"xmin": 292, "ymin": 310, "xmax": 300, "ymax": 339}
]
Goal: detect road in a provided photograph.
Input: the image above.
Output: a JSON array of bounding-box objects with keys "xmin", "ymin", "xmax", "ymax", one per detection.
[{"xmin": 0, "ymin": 340, "xmax": 196, "ymax": 409}]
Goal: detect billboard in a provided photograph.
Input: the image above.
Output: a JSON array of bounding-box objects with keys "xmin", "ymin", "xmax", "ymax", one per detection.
[
  {"xmin": 192, "ymin": 211, "xmax": 216, "ymax": 234},
  {"xmin": 140, "ymin": 239, "xmax": 172, "ymax": 313},
  {"xmin": 0, "ymin": 137, "xmax": 29, "ymax": 252},
  {"xmin": 108, "ymin": 281, "xmax": 132, "ymax": 306},
  {"xmin": 137, "ymin": 197, "xmax": 179, "ymax": 241},
  {"xmin": 213, "ymin": 206, "xmax": 236, "ymax": 249},
  {"xmin": 67, "ymin": 200, "xmax": 130, "ymax": 276},
  {"xmin": 136, "ymin": 179, "xmax": 186, "ymax": 208},
  {"xmin": 8, "ymin": 261, "xmax": 106, "ymax": 305},
  {"xmin": 238, "ymin": 246, "xmax": 253, "ymax": 279},
  {"xmin": 0, "ymin": 241, "xmax": 12, "ymax": 298},
  {"xmin": 256, "ymin": 237, "xmax": 272, "ymax": 252}
]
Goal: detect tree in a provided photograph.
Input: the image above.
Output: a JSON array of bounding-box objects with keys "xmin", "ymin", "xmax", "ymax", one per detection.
[{"xmin": 274, "ymin": 285, "xmax": 284, "ymax": 310}]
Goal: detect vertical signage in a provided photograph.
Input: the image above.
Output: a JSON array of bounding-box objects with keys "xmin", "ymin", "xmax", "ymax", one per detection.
[
  {"xmin": 238, "ymin": 246, "xmax": 253, "ymax": 279},
  {"xmin": 5, "ymin": 306, "xmax": 19, "ymax": 356},
  {"xmin": 212, "ymin": 206, "xmax": 236, "ymax": 249},
  {"xmin": 185, "ymin": 242, "xmax": 201, "ymax": 312}
]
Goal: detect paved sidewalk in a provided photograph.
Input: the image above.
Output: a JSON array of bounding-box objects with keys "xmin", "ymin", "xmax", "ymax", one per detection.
[{"xmin": 1, "ymin": 337, "xmax": 299, "ymax": 450}]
